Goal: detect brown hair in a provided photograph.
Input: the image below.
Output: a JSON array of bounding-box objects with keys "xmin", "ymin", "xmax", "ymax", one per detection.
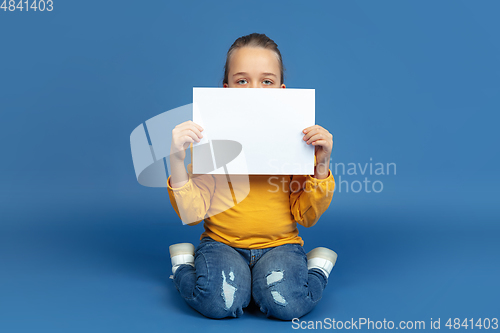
[{"xmin": 221, "ymin": 33, "xmax": 286, "ymax": 86}]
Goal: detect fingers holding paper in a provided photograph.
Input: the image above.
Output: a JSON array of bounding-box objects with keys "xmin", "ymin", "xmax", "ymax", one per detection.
[
  {"xmin": 302, "ymin": 125, "xmax": 333, "ymax": 174},
  {"xmin": 170, "ymin": 120, "xmax": 204, "ymax": 162}
]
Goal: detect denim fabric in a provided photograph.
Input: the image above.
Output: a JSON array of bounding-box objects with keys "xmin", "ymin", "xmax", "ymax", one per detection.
[{"xmin": 172, "ymin": 237, "xmax": 328, "ymax": 320}]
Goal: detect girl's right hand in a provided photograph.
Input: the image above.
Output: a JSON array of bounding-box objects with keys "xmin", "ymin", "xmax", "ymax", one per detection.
[{"xmin": 170, "ymin": 120, "xmax": 204, "ymax": 162}]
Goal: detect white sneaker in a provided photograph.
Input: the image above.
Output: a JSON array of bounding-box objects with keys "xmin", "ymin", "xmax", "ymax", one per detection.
[
  {"xmin": 169, "ymin": 243, "xmax": 195, "ymax": 278},
  {"xmin": 306, "ymin": 247, "xmax": 338, "ymax": 279}
]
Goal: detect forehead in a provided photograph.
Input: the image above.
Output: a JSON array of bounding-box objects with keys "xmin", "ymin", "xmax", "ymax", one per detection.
[{"xmin": 229, "ymin": 46, "xmax": 280, "ymax": 74}]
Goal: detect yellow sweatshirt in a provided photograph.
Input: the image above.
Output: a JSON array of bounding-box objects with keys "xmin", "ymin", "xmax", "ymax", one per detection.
[{"xmin": 167, "ymin": 152, "xmax": 335, "ymax": 249}]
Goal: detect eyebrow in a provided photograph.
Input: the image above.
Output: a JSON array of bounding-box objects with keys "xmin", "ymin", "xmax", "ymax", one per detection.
[{"xmin": 232, "ymin": 72, "xmax": 277, "ymax": 78}]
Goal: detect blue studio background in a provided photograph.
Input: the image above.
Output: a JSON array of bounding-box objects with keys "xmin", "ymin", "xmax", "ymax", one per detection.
[{"xmin": 1, "ymin": 1, "xmax": 499, "ymax": 332}]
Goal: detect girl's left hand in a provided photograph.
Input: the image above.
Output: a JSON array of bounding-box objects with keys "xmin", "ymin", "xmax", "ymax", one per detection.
[{"xmin": 302, "ymin": 125, "xmax": 333, "ymax": 167}]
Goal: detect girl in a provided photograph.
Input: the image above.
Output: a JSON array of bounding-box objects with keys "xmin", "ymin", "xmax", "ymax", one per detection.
[{"xmin": 167, "ymin": 33, "xmax": 337, "ymax": 320}]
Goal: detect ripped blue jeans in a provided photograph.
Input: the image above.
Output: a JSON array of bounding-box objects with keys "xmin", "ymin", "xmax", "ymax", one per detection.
[{"xmin": 172, "ymin": 236, "xmax": 328, "ymax": 320}]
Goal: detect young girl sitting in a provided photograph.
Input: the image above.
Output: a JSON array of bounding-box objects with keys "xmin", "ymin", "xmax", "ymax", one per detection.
[{"xmin": 167, "ymin": 33, "xmax": 337, "ymax": 320}]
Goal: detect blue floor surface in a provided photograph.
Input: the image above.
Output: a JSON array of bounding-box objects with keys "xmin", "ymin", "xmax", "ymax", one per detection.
[{"xmin": 1, "ymin": 191, "xmax": 498, "ymax": 333}]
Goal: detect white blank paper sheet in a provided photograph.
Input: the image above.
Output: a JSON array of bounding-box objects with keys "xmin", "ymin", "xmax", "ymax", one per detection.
[{"xmin": 192, "ymin": 87, "xmax": 315, "ymax": 175}]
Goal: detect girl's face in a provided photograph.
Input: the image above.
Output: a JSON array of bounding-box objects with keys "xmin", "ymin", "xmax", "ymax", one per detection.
[{"xmin": 223, "ymin": 46, "xmax": 286, "ymax": 89}]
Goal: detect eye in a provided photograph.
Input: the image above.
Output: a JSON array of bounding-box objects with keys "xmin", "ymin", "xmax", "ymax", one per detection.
[
  {"xmin": 236, "ymin": 79, "xmax": 247, "ymax": 85},
  {"xmin": 263, "ymin": 79, "xmax": 273, "ymax": 85}
]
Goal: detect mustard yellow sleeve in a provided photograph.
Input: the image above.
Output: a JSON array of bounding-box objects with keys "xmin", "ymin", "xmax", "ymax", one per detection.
[
  {"xmin": 167, "ymin": 162, "xmax": 215, "ymax": 225},
  {"xmin": 289, "ymin": 167, "xmax": 335, "ymax": 228}
]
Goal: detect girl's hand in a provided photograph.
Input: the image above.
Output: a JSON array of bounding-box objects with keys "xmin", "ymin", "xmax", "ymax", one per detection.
[
  {"xmin": 170, "ymin": 120, "xmax": 204, "ymax": 162},
  {"xmin": 302, "ymin": 125, "xmax": 333, "ymax": 177}
]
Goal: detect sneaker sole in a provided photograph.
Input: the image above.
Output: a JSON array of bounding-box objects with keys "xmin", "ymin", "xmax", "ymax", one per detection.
[
  {"xmin": 169, "ymin": 243, "xmax": 195, "ymax": 258},
  {"xmin": 307, "ymin": 247, "xmax": 338, "ymax": 266}
]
